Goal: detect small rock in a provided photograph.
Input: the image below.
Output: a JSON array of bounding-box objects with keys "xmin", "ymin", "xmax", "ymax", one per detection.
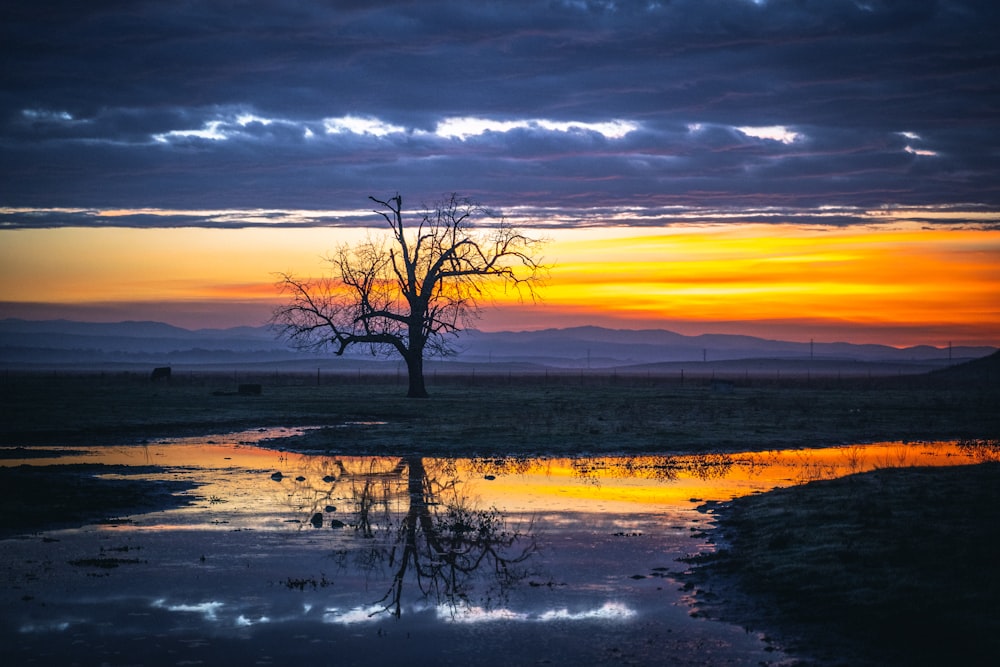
[
  {"xmin": 295, "ymin": 476, "xmax": 306, "ymax": 482},
  {"xmin": 324, "ymin": 505, "xmax": 336, "ymax": 513},
  {"xmin": 310, "ymin": 513, "xmax": 324, "ymax": 528},
  {"xmin": 329, "ymin": 519, "xmax": 346, "ymax": 529},
  {"xmin": 270, "ymin": 472, "xmax": 284, "ymax": 481}
]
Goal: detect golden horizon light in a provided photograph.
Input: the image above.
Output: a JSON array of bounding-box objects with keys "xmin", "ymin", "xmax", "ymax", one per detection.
[{"xmin": 0, "ymin": 222, "xmax": 997, "ymax": 346}]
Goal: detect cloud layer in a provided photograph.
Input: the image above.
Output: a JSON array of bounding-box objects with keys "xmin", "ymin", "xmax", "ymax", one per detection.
[{"xmin": 2, "ymin": 0, "xmax": 998, "ymax": 227}]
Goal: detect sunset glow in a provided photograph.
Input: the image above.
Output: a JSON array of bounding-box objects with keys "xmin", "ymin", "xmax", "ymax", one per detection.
[
  {"xmin": 517, "ymin": 223, "xmax": 1000, "ymax": 345},
  {"xmin": 3, "ymin": 2, "xmax": 998, "ymax": 351},
  {"xmin": 1, "ymin": 222, "xmax": 997, "ymax": 346}
]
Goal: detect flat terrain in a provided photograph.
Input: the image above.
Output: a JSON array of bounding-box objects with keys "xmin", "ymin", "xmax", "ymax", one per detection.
[
  {"xmin": 2, "ymin": 363, "xmax": 999, "ymax": 665},
  {"xmin": 1, "ymin": 367, "xmax": 997, "ymax": 455}
]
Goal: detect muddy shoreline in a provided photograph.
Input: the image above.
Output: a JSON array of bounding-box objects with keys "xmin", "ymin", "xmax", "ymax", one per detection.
[
  {"xmin": 682, "ymin": 461, "xmax": 1000, "ymax": 666},
  {"xmin": 0, "ymin": 464, "xmax": 197, "ymax": 539}
]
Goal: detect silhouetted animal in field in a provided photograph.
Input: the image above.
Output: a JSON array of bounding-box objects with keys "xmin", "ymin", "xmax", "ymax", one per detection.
[{"xmin": 150, "ymin": 366, "xmax": 171, "ymax": 381}]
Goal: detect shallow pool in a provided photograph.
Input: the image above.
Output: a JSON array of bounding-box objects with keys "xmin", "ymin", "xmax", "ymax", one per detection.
[{"xmin": 1, "ymin": 434, "xmax": 992, "ymax": 666}]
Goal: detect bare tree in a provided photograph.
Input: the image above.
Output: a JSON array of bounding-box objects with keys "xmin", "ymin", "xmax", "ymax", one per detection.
[{"xmin": 273, "ymin": 193, "xmax": 546, "ymax": 397}]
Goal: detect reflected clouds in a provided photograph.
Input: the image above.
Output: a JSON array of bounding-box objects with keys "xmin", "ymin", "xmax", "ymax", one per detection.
[
  {"xmin": 151, "ymin": 599, "xmax": 225, "ymax": 622},
  {"xmin": 140, "ymin": 599, "xmax": 637, "ymax": 629}
]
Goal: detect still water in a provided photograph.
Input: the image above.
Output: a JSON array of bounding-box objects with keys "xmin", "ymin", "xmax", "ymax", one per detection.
[{"xmin": 1, "ymin": 433, "xmax": 992, "ymax": 666}]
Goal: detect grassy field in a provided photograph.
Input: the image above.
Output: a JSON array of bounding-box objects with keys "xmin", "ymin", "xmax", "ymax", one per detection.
[
  {"xmin": 1, "ymin": 367, "xmax": 998, "ymax": 455},
  {"xmin": 684, "ymin": 462, "xmax": 1000, "ymax": 666}
]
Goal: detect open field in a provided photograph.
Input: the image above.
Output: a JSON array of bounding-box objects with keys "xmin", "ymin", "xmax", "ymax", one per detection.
[
  {"xmin": 1, "ymin": 365, "xmax": 997, "ymax": 455},
  {"xmin": 3, "ymin": 360, "xmax": 999, "ymax": 665}
]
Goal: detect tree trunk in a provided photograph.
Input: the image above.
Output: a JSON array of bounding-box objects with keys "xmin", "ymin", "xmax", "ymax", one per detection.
[{"xmin": 404, "ymin": 351, "xmax": 429, "ymax": 398}]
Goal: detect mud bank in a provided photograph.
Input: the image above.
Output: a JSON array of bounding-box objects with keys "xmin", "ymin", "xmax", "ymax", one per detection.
[{"xmin": 683, "ymin": 461, "xmax": 1000, "ymax": 666}]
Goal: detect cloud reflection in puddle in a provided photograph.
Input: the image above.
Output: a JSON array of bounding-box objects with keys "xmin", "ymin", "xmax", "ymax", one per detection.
[
  {"xmin": 152, "ymin": 599, "xmax": 225, "ymax": 622},
  {"xmin": 538, "ymin": 602, "xmax": 636, "ymax": 622},
  {"xmin": 323, "ymin": 605, "xmax": 386, "ymax": 624},
  {"xmin": 434, "ymin": 601, "xmax": 635, "ymax": 624},
  {"xmin": 19, "ymin": 621, "xmax": 72, "ymax": 634}
]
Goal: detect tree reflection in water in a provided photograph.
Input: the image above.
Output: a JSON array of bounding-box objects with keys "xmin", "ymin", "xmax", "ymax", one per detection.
[
  {"xmin": 295, "ymin": 455, "xmax": 536, "ymax": 619},
  {"xmin": 958, "ymin": 438, "xmax": 1000, "ymax": 462},
  {"xmin": 282, "ymin": 442, "xmax": 999, "ymax": 619}
]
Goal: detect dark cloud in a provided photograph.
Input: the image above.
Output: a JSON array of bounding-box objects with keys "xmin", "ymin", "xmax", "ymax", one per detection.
[{"xmin": 1, "ymin": 0, "xmax": 998, "ymax": 226}]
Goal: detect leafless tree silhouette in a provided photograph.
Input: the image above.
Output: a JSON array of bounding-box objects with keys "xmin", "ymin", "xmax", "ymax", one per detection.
[
  {"xmin": 292, "ymin": 455, "xmax": 536, "ymax": 618},
  {"xmin": 273, "ymin": 193, "xmax": 546, "ymax": 397},
  {"xmin": 373, "ymin": 456, "xmax": 535, "ymax": 618}
]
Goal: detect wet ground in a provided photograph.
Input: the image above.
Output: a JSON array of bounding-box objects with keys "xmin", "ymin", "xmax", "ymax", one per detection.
[{"xmin": 1, "ymin": 432, "xmax": 990, "ymax": 666}]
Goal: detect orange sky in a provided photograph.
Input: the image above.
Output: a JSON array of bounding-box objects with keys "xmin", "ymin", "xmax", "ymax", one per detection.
[{"xmin": 1, "ymin": 223, "xmax": 997, "ymax": 346}]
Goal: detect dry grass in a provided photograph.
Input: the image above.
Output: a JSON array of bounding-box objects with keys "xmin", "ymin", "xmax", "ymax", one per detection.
[{"xmin": 1, "ymin": 371, "xmax": 997, "ymax": 456}]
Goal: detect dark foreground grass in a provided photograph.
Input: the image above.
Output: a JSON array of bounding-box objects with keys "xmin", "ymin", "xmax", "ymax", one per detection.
[
  {"xmin": 684, "ymin": 462, "xmax": 1000, "ymax": 666},
  {"xmin": 1, "ymin": 370, "xmax": 998, "ymax": 455}
]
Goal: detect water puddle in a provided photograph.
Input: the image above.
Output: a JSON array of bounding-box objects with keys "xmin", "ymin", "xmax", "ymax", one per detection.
[{"xmin": 1, "ymin": 435, "xmax": 994, "ymax": 666}]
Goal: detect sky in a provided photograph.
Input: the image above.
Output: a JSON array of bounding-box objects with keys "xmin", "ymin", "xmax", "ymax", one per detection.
[{"xmin": 1, "ymin": 1, "xmax": 998, "ymax": 346}]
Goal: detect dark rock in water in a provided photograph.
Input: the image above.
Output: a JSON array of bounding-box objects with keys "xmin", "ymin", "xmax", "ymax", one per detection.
[
  {"xmin": 322, "ymin": 475, "xmax": 336, "ymax": 483},
  {"xmin": 295, "ymin": 476, "xmax": 306, "ymax": 482},
  {"xmin": 324, "ymin": 505, "xmax": 336, "ymax": 513},
  {"xmin": 310, "ymin": 513, "xmax": 324, "ymax": 528},
  {"xmin": 329, "ymin": 519, "xmax": 346, "ymax": 529},
  {"xmin": 270, "ymin": 472, "xmax": 284, "ymax": 481},
  {"xmin": 484, "ymin": 474, "xmax": 496, "ymax": 480}
]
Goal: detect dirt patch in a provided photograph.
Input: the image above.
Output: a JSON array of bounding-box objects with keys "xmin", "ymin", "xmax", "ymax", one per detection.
[
  {"xmin": 0, "ymin": 464, "xmax": 198, "ymax": 538},
  {"xmin": 683, "ymin": 461, "xmax": 1000, "ymax": 666}
]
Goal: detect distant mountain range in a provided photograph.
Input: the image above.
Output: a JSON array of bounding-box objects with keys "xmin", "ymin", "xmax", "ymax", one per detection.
[
  {"xmin": 454, "ymin": 326, "xmax": 994, "ymax": 367},
  {"xmin": 0, "ymin": 319, "xmax": 292, "ymax": 366},
  {"xmin": 0, "ymin": 318, "xmax": 994, "ymax": 371}
]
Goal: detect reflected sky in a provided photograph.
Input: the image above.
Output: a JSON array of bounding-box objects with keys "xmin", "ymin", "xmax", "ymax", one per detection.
[{"xmin": 1, "ymin": 434, "xmax": 994, "ymax": 666}]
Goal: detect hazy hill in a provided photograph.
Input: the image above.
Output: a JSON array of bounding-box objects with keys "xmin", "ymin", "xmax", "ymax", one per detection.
[
  {"xmin": 927, "ymin": 349, "xmax": 1000, "ymax": 383},
  {"xmin": 455, "ymin": 326, "xmax": 992, "ymax": 367},
  {"xmin": 0, "ymin": 318, "xmax": 994, "ymax": 371},
  {"xmin": 0, "ymin": 318, "xmax": 294, "ymax": 365}
]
